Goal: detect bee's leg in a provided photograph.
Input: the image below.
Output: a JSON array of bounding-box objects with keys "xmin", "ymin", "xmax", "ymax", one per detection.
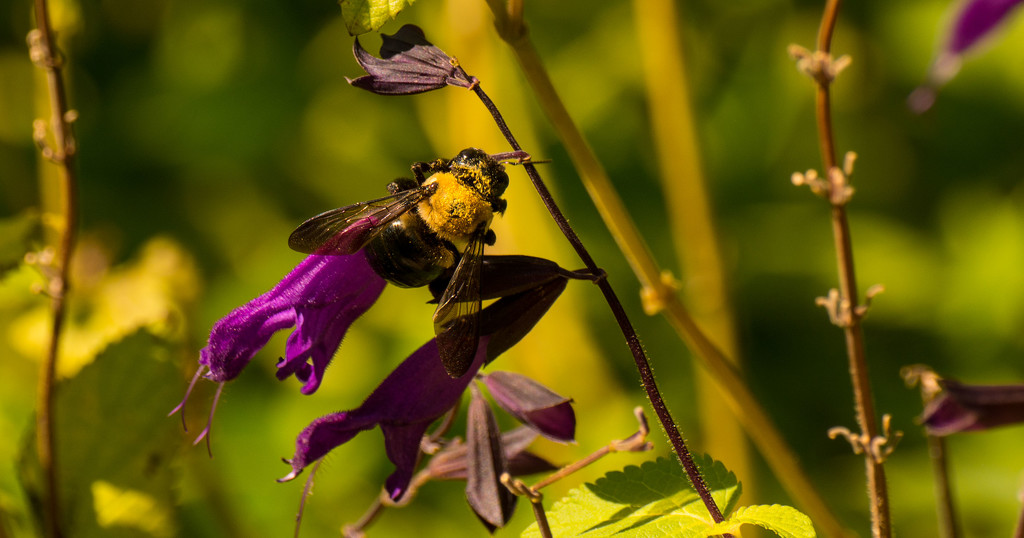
[
  {"xmin": 412, "ymin": 158, "xmax": 448, "ymax": 184},
  {"xmin": 387, "ymin": 177, "xmax": 419, "ymax": 194},
  {"xmin": 484, "ymin": 229, "xmax": 497, "ymax": 246}
]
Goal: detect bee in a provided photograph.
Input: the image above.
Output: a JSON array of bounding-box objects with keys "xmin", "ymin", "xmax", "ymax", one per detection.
[{"xmin": 288, "ymin": 148, "xmax": 517, "ymax": 378}]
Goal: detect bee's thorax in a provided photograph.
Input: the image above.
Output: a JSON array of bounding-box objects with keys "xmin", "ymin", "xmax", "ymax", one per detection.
[{"xmin": 417, "ymin": 172, "xmax": 494, "ymax": 243}]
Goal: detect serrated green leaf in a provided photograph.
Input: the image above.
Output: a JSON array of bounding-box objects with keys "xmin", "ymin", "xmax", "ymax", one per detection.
[
  {"xmin": 0, "ymin": 210, "xmax": 40, "ymax": 278},
  {"xmin": 18, "ymin": 330, "xmax": 182, "ymax": 537},
  {"xmin": 340, "ymin": 0, "xmax": 417, "ymax": 35},
  {"xmin": 708, "ymin": 504, "xmax": 816, "ymax": 538},
  {"xmin": 522, "ymin": 456, "xmax": 741, "ymax": 537}
]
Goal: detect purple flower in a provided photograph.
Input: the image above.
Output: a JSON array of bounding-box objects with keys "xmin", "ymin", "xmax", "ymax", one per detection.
[
  {"xmin": 922, "ymin": 378, "xmax": 1024, "ymax": 435},
  {"xmin": 171, "ymin": 252, "xmax": 385, "ymax": 439},
  {"xmin": 281, "ymin": 336, "xmax": 489, "ymax": 499},
  {"xmin": 910, "ymin": 0, "xmax": 1024, "ymax": 112},
  {"xmin": 347, "ymin": 25, "xmax": 476, "ymax": 95},
  {"xmin": 279, "ymin": 272, "xmax": 572, "ymax": 501}
]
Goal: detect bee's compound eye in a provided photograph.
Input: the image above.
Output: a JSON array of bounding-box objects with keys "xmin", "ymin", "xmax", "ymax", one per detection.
[{"xmin": 453, "ymin": 147, "xmax": 487, "ymax": 166}]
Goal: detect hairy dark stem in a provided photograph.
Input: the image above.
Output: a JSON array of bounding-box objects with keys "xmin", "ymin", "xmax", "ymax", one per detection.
[
  {"xmin": 29, "ymin": 0, "xmax": 78, "ymax": 536},
  {"xmin": 468, "ymin": 82, "xmax": 725, "ymax": 525},
  {"xmin": 812, "ymin": 1, "xmax": 891, "ymax": 536}
]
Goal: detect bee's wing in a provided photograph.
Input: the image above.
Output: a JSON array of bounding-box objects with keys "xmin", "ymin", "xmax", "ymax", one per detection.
[
  {"xmin": 432, "ymin": 222, "xmax": 487, "ymax": 377},
  {"xmin": 288, "ymin": 188, "xmax": 431, "ymax": 255}
]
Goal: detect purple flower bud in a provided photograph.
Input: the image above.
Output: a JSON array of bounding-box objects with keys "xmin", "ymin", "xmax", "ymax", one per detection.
[
  {"xmin": 348, "ymin": 25, "xmax": 475, "ymax": 95},
  {"xmin": 921, "ymin": 379, "xmax": 1024, "ymax": 436}
]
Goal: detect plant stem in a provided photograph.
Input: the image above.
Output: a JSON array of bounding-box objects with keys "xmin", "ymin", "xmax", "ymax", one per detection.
[
  {"xmin": 28, "ymin": 0, "xmax": 78, "ymax": 536},
  {"xmin": 927, "ymin": 435, "xmax": 959, "ymax": 538},
  {"xmin": 479, "ymin": 4, "xmax": 847, "ymax": 536},
  {"xmin": 810, "ymin": 1, "xmax": 891, "ymax": 536},
  {"xmin": 468, "ymin": 82, "xmax": 725, "ymax": 525},
  {"xmin": 527, "ymin": 500, "xmax": 553, "ymax": 538}
]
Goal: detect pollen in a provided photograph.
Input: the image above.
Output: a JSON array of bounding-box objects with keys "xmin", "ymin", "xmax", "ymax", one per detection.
[{"xmin": 418, "ymin": 172, "xmax": 492, "ymax": 243}]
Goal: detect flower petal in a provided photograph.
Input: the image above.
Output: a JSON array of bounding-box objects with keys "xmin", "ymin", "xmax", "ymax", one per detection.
[
  {"xmin": 922, "ymin": 379, "xmax": 1024, "ymax": 435},
  {"xmin": 482, "ymin": 371, "xmax": 576, "ymax": 443},
  {"xmin": 481, "ymin": 277, "xmax": 568, "ymax": 362},
  {"xmin": 348, "ymin": 25, "xmax": 475, "ymax": 95},
  {"xmin": 465, "ymin": 385, "xmax": 517, "ymax": 531},
  {"xmin": 201, "ymin": 252, "xmax": 385, "ymax": 394}
]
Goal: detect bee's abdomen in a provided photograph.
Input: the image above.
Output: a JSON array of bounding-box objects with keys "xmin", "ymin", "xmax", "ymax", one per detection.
[{"xmin": 364, "ymin": 217, "xmax": 454, "ymax": 288}]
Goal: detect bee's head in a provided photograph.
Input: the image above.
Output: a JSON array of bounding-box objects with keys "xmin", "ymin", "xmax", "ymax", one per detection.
[{"xmin": 449, "ymin": 148, "xmax": 510, "ymax": 209}]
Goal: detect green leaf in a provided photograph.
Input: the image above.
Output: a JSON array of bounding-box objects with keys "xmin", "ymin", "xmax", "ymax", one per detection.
[
  {"xmin": 522, "ymin": 456, "xmax": 741, "ymax": 537},
  {"xmin": 0, "ymin": 210, "xmax": 40, "ymax": 278},
  {"xmin": 708, "ymin": 504, "xmax": 816, "ymax": 538},
  {"xmin": 340, "ymin": 0, "xmax": 417, "ymax": 35},
  {"xmin": 18, "ymin": 330, "xmax": 182, "ymax": 537}
]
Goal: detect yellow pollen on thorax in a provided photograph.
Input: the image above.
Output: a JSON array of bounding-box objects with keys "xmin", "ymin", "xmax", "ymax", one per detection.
[{"xmin": 418, "ymin": 172, "xmax": 492, "ymax": 243}]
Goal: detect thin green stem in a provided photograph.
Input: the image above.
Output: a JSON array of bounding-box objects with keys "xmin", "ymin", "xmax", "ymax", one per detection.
[
  {"xmin": 481, "ymin": 2, "xmax": 847, "ymax": 536},
  {"xmin": 810, "ymin": 1, "xmax": 891, "ymax": 536},
  {"xmin": 631, "ymin": 0, "xmax": 748, "ymax": 484},
  {"xmin": 28, "ymin": 0, "xmax": 79, "ymax": 535}
]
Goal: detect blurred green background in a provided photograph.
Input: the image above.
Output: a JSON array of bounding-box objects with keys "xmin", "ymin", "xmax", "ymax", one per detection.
[{"xmin": 3, "ymin": 0, "xmax": 1024, "ymax": 535}]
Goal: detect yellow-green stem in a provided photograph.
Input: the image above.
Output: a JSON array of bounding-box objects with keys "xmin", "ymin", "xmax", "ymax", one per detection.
[{"xmin": 631, "ymin": 0, "xmax": 750, "ymax": 498}]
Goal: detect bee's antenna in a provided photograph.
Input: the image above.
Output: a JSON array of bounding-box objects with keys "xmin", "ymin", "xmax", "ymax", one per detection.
[{"xmin": 490, "ymin": 150, "xmax": 548, "ymax": 166}]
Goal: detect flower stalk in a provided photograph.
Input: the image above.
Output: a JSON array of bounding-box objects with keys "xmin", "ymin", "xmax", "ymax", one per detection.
[
  {"xmin": 796, "ymin": 1, "xmax": 892, "ymax": 536},
  {"xmin": 466, "ymin": 79, "xmax": 725, "ymax": 525},
  {"xmin": 903, "ymin": 366, "xmax": 959, "ymax": 538},
  {"xmin": 28, "ymin": 0, "xmax": 79, "ymax": 534},
  {"xmin": 480, "ymin": 2, "xmax": 846, "ymax": 535}
]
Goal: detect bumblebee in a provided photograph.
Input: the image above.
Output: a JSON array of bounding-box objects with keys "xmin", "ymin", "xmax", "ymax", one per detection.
[{"xmin": 288, "ymin": 148, "xmax": 513, "ymax": 378}]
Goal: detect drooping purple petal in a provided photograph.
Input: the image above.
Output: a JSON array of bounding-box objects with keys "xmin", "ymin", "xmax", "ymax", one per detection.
[
  {"xmin": 348, "ymin": 25, "xmax": 475, "ymax": 95},
  {"xmin": 482, "ymin": 371, "xmax": 576, "ymax": 443},
  {"xmin": 200, "ymin": 251, "xmax": 385, "ymax": 394},
  {"xmin": 481, "ymin": 277, "xmax": 568, "ymax": 362},
  {"xmin": 281, "ymin": 336, "xmax": 490, "ymax": 499},
  {"xmin": 922, "ymin": 379, "xmax": 1024, "ymax": 436},
  {"xmin": 465, "ymin": 385, "xmax": 517, "ymax": 531}
]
